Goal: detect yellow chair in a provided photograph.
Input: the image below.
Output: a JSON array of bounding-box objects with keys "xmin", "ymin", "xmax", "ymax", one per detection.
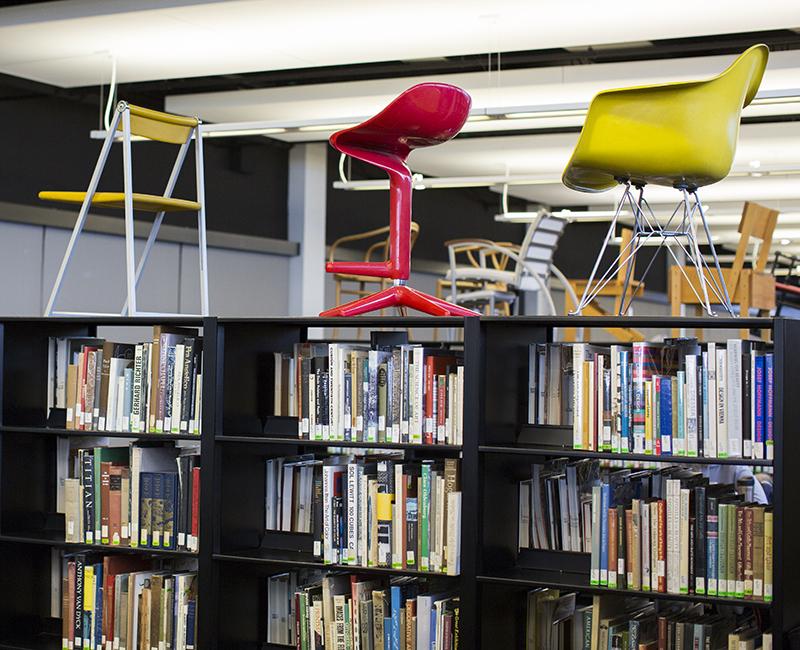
[
  {"xmin": 563, "ymin": 44, "xmax": 769, "ymax": 317},
  {"xmin": 40, "ymin": 101, "xmax": 209, "ymax": 317}
]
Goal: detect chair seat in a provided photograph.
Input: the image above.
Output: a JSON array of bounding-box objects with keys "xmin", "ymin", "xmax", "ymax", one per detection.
[
  {"xmin": 446, "ymin": 267, "xmax": 516, "ymax": 285},
  {"xmin": 451, "ymin": 288, "xmax": 517, "ymax": 304},
  {"xmin": 39, "ymin": 191, "xmax": 201, "ymax": 213}
]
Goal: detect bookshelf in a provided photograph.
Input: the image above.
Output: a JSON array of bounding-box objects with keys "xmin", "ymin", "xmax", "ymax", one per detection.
[{"xmin": 0, "ymin": 315, "xmax": 797, "ymax": 649}]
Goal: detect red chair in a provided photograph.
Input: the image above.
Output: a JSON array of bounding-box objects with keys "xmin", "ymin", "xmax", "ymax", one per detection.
[{"xmin": 320, "ymin": 83, "xmax": 479, "ymax": 317}]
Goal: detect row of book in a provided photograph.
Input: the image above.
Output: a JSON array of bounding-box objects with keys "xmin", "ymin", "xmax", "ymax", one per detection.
[
  {"xmin": 528, "ymin": 338, "xmax": 774, "ymax": 460},
  {"xmin": 267, "ymin": 570, "xmax": 458, "ymax": 650},
  {"xmin": 48, "ymin": 326, "xmax": 203, "ymax": 435},
  {"xmin": 274, "ymin": 342, "xmax": 464, "ymax": 445},
  {"xmin": 265, "ymin": 454, "xmax": 461, "ymax": 575},
  {"xmin": 526, "ymin": 590, "xmax": 772, "ymax": 649},
  {"xmin": 589, "ymin": 465, "xmax": 773, "ymax": 601},
  {"xmin": 60, "ymin": 553, "xmax": 197, "ymax": 650},
  {"xmin": 518, "ymin": 459, "xmax": 598, "ymax": 553},
  {"xmin": 60, "ymin": 443, "xmax": 200, "ymax": 552}
]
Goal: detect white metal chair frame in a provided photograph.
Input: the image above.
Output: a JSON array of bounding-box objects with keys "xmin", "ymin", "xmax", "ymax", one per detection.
[
  {"xmin": 444, "ymin": 210, "xmax": 580, "ymax": 316},
  {"xmin": 573, "ymin": 183, "xmax": 733, "ymax": 318},
  {"xmin": 44, "ymin": 100, "xmax": 210, "ymax": 317}
]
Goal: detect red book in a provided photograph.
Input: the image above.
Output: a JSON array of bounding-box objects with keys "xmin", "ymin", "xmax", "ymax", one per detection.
[
  {"xmin": 625, "ymin": 508, "xmax": 634, "ymax": 588},
  {"xmin": 608, "ymin": 507, "xmax": 618, "ymax": 588},
  {"xmin": 102, "ymin": 555, "xmax": 150, "ymax": 649},
  {"xmin": 657, "ymin": 499, "xmax": 667, "ymax": 592},
  {"xmin": 424, "ymin": 354, "xmax": 455, "ymax": 445},
  {"xmin": 191, "ymin": 466, "xmax": 201, "ymax": 550}
]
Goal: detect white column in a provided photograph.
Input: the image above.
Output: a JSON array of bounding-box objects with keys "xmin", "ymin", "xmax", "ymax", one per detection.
[{"xmin": 288, "ymin": 143, "xmax": 327, "ymax": 316}]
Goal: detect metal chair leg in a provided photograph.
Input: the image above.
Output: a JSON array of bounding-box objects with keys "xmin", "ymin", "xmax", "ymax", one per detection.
[
  {"xmin": 44, "ymin": 108, "xmax": 122, "ymax": 316},
  {"xmin": 121, "ymin": 107, "xmax": 138, "ymax": 316},
  {"xmin": 195, "ymin": 125, "xmax": 210, "ymax": 316}
]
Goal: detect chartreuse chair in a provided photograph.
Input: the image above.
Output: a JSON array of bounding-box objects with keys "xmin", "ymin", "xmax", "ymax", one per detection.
[
  {"xmin": 563, "ymin": 44, "xmax": 769, "ymax": 317},
  {"xmin": 39, "ymin": 101, "xmax": 209, "ymax": 317}
]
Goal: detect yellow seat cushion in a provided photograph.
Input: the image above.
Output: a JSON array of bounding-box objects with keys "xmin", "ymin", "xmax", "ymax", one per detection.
[
  {"xmin": 38, "ymin": 191, "xmax": 200, "ymax": 213},
  {"xmin": 562, "ymin": 44, "xmax": 768, "ymax": 192}
]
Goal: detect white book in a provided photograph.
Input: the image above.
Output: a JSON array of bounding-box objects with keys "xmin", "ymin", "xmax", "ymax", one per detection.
[
  {"xmin": 685, "ymin": 355, "xmax": 698, "ymax": 456},
  {"xmin": 328, "ymin": 344, "xmax": 338, "ymax": 441},
  {"xmin": 610, "ymin": 345, "xmax": 621, "ymax": 453},
  {"xmin": 716, "ymin": 350, "xmax": 729, "ymax": 457},
  {"xmin": 456, "ymin": 365, "xmax": 464, "ymax": 445},
  {"xmin": 170, "ymin": 344, "xmax": 185, "ymax": 434},
  {"xmin": 528, "ymin": 344, "xmax": 537, "ymax": 423},
  {"xmin": 726, "ymin": 339, "xmax": 743, "ymax": 457},
  {"xmin": 413, "ymin": 347, "xmax": 424, "ymax": 444},
  {"xmin": 105, "ymin": 358, "xmax": 120, "ymax": 432},
  {"xmin": 679, "ymin": 488, "xmax": 690, "ymax": 594},
  {"xmin": 666, "ymin": 479, "xmax": 680, "ymax": 594},
  {"xmin": 130, "ymin": 344, "xmax": 143, "ymax": 433},
  {"xmin": 566, "ymin": 465, "xmax": 581, "ymax": 553},
  {"xmin": 446, "ymin": 491, "xmax": 461, "ymax": 576},
  {"xmin": 706, "ymin": 343, "xmax": 718, "ymax": 458},
  {"xmin": 115, "ymin": 375, "xmax": 126, "ymax": 433},
  {"xmin": 590, "ymin": 485, "xmax": 601, "ymax": 584},
  {"xmin": 347, "ymin": 462, "xmax": 359, "ymax": 564},
  {"xmin": 321, "ymin": 464, "xmax": 339, "ymax": 563},
  {"xmin": 518, "ymin": 481, "xmax": 531, "ymax": 549},
  {"xmin": 265, "ymin": 459, "xmax": 276, "ymax": 529},
  {"xmin": 558, "ymin": 475, "xmax": 570, "ymax": 551},
  {"xmin": 392, "ymin": 463, "xmax": 403, "ymax": 567},
  {"xmin": 281, "ymin": 465, "xmax": 294, "ymax": 532},
  {"xmin": 641, "ymin": 499, "xmax": 651, "ymax": 591},
  {"xmin": 273, "ymin": 352, "xmax": 283, "ymax": 416},
  {"xmin": 651, "ymin": 500, "xmax": 660, "ymax": 593},
  {"xmin": 572, "ymin": 345, "xmax": 585, "ymax": 449}
]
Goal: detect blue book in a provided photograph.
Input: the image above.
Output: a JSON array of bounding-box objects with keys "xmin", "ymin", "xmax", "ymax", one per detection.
[
  {"xmin": 600, "ymin": 482, "xmax": 610, "ymax": 586},
  {"xmin": 383, "ymin": 618, "xmax": 392, "ymax": 650},
  {"xmin": 619, "ymin": 350, "xmax": 630, "ymax": 452},
  {"xmin": 162, "ymin": 472, "xmax": 179, "ymax": 550},
  {"xmin": 139, "ymin": 472, "xmax": 155, "ymax": 548},
  {"xmin": 94, "ymin": 563, "xmax": 103, "ymax": 650},
  {"xmin": 754, "ymin": 354, "xmax": 765, "ymax": 458},
  {"xmin": 659, "ymin": 376, "xmax": 672, "ymax": 455},
  {"xmin": 766, "ymin": 353, "xmax": 774, "ymax": 458},
  {"xmin": 430, "ymin": 606, "xmax": 437, "ymax": 650},
  {"xmin": 391, "ymin": 585, "xmax": 402, "ymax": 650},
  {"xmin": 186, "ymin": 599, "xmax": 197, "ymax": 650}
]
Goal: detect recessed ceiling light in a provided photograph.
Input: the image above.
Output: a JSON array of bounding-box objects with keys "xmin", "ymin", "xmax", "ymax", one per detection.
[
  {"xmin": 781, "ymin": 238, "xmax": 791, "ymax": 245},
  {"xmin": 297, "ymin": 123, "xmax": 358, "ymax": 132}
]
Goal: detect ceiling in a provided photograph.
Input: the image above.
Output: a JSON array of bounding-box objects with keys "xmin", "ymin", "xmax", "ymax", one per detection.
[{"xmin": 1, "ymin": 0, "xmax": 799, "ymax": 87}]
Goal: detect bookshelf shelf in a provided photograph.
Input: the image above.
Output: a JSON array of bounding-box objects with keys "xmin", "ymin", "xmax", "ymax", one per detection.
[
  {"xmin": 0, "ymin": 425, "xmax": 202, "ymax": 441},
  {"xmin": 1, "ymin": 315, "xmax": 797, "ymax": 649},
  {"xmin": 478, "ymin": 444, "xmax": 774, "ymax": 466},
  {"xmin": 0, "ymin": 634, "xmax": 61, "ymax": 650},
  {"xmin": 0, "ymin": 534, "xmax": 198, "ymax": 557},
  {"xmin": 216, "ymin": 435, "xmax": 462, "ymax": 453},
  {"xmin": 213, "ymin": 549, "xmax": 459, "ymax": 578},
  {"xmin": 475, "ymin": 568, "xmax": 772, "ymax": 608}
]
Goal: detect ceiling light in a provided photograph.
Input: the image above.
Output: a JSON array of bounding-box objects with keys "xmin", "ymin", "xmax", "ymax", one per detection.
[
  {"xmin": 781, "ymin": 238, "xmax": 791, "ymax": 245},
  {"xmin": 204, "ymin": 127, "xmax": 286, "ymax": 137},
  {"xmin": 494, "ymin": 212, "xmax": 540, "ymax": 222},
  {"xmin": 467, "ymin": 114, "xmax": 491, "ymax": 122},
  {"xmin": 553, "ymin": 209, "xmax": 630, "ymax": 219},
  {"xmin": 750, "ymin": 171, "xmax": 764, "ymax": 177},
  {"xmin": 298, "ymin": 123, "xmax": 358, "ymax": 132},
  {"xmin": 749, "ymin": 160, "xmax": 761, "ymax": 169},
  {"xmin": 504, "ymin": 108, "xmax": 587, "ymax": 119}
]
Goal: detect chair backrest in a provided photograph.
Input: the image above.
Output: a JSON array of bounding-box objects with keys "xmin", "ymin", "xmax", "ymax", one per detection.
[
  {"xmin": 330, "ymin": 83, "xmax": 471, "ymax": 175},
  {"xmin": 118, "ymin": 103, "xmax": 199, "ymax": 145},
  {"xmin": 729, "ymin": 201, "xmax": 780, "ymax": 292},
  {"xmin": 515, "ymin": 213, "xmax": 568, "ymax": 291},
  {"xmin": 714, "ymin": 44, "xmax": 769, "ymax": 108}
]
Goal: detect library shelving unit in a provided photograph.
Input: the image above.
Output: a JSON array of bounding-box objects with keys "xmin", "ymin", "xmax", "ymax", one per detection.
[
  {"xmin": 0, "ymin": 315, "xmax": 798, "ymax": 649},
  {"xmin": 474, "ymin": 315, "xmax": 799, "ymax": 650}
]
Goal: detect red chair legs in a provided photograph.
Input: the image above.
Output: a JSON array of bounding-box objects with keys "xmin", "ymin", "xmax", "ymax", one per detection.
[{"xmin": 320, "ymin": 284, "xmax": 479, "ymax": 317}]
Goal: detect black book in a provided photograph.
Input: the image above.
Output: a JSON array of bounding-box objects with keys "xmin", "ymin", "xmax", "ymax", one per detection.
[
  {"xmin": 696, "ymin": 359, "xmax": 704, "ymax": 457},
  {"xmin": 73, "ymin": 553, "xmax": 85, "ymax": 646},
  {"xmin": 617, "ymin": 503, "xmax": 626, "ymax": 589},
  {"xmin": 177, "ymin": 455, "xmax": 190, "ymax": 550},
  {"xmin": 81, "ymin": 450, "xmax": 94, "ymax": 544},
  {"xmin": 179, "ymin": 338, "xmax": 196, "ymax": 429},
  {"xmin": 312, "ymin": 466, "xmax": 323, "ymax": 558}
]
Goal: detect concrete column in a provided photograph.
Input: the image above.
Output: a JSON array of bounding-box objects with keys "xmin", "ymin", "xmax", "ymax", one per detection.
[{"xmin": 287, "ymin": 143, "xmax": 327, "ymax": 316}]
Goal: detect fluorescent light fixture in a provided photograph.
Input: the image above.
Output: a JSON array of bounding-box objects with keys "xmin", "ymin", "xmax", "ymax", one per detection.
[
  {"xmin": 494, "ymin": 212, "xmax": 539, "ymax": 222},
  {"xmin": 333, "ymin": 173, "xmax": 560, "ymax": 191},
  {"xmin": 298, "ymin": 123, "xmax": 358, "ymax": 132},
  {"xmin": 204, "ymin": 127, "xmax": 286, "ymax": 137},
  {"xmin": 466, "ymin": 114, "xmax": 491, "ymax": 122},
  {"xmin": 782, "ymin": 238, "xmax": 792, "ymax": 245},
  {"xmin": 554, "ymin": 209, "xmax": 630, "ymax": 219},
  {"xmin": 504, "ymin": 108, "xmax": 587, "ymax": 119}
]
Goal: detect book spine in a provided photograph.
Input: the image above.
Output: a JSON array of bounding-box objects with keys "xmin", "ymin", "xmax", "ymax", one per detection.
[
  {"xmin": 600, "ymin": 482, "xmax": 609, "ymax": 586},
  {"xmin": 765, "ymin": 354, "xmax": 774, "ymax": 460},
  {"xmin": 695, "ymin": 486, "xmax": 706, "ymax": 594},
  {"xmin": 82, "ymin": 452, "xmax": 94, "ymax": 544},
  {"xmin": 764, "ymin": 509, "xmax": 773, "ymax": 602},
  {"xmin": 744, "ymin": 506, "xmax": 754, "ymax": 598},
  {"xmin": 163, "ymin": 472, "xmax": 177, "ymax": 550}
]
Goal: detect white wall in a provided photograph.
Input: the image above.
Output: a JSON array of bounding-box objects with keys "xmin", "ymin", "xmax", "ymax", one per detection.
[{"xmin": 0, "ymin": 220, "xmax": 292, "ymax": 317}]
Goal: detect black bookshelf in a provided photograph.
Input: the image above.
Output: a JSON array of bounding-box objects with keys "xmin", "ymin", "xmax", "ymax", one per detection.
[{"xmin": 0, "ymin": 315, "xmax": 797, "ymax": 649}]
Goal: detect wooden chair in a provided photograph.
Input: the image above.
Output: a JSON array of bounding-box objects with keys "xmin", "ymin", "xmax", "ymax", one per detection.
[
  {"xmin": 670, "ymin": 201, "xmax": 779, "ymax": 339},
  {"xmin": 565, "ymin": 228, "xmax": 644, "ymax": 343},
  {"xmin": 329, "ymin": 222, "xmax": 420, "ymax": 311}
]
